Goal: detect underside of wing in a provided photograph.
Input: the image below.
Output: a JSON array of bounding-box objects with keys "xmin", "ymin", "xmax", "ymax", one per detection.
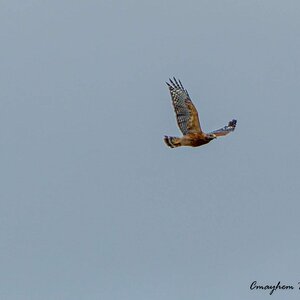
[
  {"xmin": 209, "ymin": 119, "xmax": 237, "ymax": 137},
  {"xmin": 166, "ymin": 77, "xmax": 202, "ymax": 135}
]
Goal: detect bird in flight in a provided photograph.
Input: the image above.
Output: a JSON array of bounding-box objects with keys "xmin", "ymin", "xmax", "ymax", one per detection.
[{"xmin": 164, "ymin": 77, "xmax": 237, "ymax": 148}]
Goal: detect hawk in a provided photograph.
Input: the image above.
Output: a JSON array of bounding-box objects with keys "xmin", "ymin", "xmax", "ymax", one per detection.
[{"xmin": 164, "ymin": 77, "xmax": 237, "ymax": 148}]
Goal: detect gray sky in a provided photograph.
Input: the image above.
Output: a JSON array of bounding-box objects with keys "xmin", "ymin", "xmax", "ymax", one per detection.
[{"xmin": 1, "ymin": 1, "xmax": 300, "ymax": 299}]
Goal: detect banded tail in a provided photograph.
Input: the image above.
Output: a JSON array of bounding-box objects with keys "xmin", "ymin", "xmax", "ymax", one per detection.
[{"xmin": 164, "ymin": 136, "xmax": 181, "ymax": 148}]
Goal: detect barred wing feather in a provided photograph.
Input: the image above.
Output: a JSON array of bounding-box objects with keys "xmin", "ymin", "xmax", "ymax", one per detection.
[{"xmin": 166, "ymin": 78, "xmax": 202, "ymax": 135}]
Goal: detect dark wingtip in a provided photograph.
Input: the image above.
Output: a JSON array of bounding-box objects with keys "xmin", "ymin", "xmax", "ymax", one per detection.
[
  {"xmin": 173, "ymin": 77, "xmax": 181, "ymax": 88},
  {"xmin": 169, "ymin": 78, "xmax": 175, "ymax": 87},
  {"xmin": 178, "ymin": 79, "xmax": 184, "ymax": 89},
  {"xmin": 167, "ymin": 77, "xmax": 185, "ymax": 91},
  {"xmin": 166, "ymin": 82, "xmax": 172, "ymax": 89},
  {"xmin": 228, "ymin": 119, "xmax": 237, "ymax": 128}
]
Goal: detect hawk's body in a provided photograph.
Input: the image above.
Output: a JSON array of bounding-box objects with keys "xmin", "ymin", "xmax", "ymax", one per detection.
[
  {"xmin": 164, "ymin": 133, "xmax": 212, "ymax": 148},
  {"xmin": 164, "ymin": 78, "xmax": 237, "ymax": 148}
]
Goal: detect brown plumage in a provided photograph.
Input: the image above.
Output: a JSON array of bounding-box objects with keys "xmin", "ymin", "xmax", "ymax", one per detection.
[{"xmin": 164, "ymin": 78, "xmax": 237, "ymax": 148}]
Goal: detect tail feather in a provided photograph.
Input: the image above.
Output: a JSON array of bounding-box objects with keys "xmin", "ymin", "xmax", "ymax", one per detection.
[{"xmin": 164, "ymin": 136, "xmax": 181, "ymax": 148}]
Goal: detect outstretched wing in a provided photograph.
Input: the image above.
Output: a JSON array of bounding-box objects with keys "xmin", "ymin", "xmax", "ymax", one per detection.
[
  {"xmin": 166, "ymin": 77, "xmax": 202, "ymax": 135},
  {"xmin": 208, "ymin": 119, "xmax": 237, "ymax": 137}
]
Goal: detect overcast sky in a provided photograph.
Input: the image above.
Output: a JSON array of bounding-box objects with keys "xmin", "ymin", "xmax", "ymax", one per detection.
[{"xmin": 1, "ymin": 1, "xmax": 300, "ymax": 299}]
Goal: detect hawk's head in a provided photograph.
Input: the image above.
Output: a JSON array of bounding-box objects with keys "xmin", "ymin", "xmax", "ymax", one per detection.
[{"xmin": 206, "ymin": 133, "xmax": 217, "ymax": 140}]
